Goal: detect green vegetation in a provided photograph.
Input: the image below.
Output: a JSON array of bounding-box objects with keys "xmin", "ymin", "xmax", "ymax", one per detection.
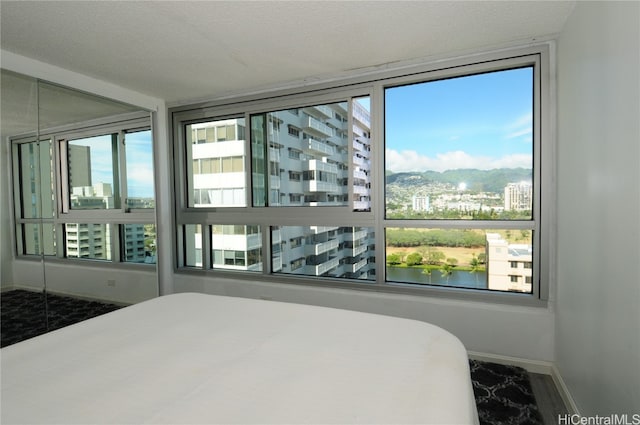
[{"xmin": 386, "ymin": 228, "xmax": 486, "ymax": 248}]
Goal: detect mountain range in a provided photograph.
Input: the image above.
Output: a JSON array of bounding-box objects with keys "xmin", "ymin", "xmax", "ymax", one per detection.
[{"xmin": 385, "ymin": 168, "xmax": 532, "ymax": 194}]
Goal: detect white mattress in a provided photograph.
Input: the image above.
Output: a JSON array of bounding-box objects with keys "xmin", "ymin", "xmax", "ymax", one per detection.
[{"xmin": 1, "ymin": 293, "xmax": 479, "ymax": 424}]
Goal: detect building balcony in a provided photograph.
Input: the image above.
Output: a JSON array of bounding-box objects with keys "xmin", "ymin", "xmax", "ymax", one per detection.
[
  {"xmin": 304, "ymin": 159, "xmax": 338, "ymax": 173},
  {"xmin": 305, "ymin": 238, "xmax": 339, "ymax": 256},
  {"xmin": 353, "ymin": 169, "xmax": 367, "ymax": 180},
  {"xmin": 302, "ymin": 138, "xmax": 335, "ymax": 157},
  {"xmin": 307, "ymin": 225, "xmax": 339, "ymax": 234},
  {"xmin": 269, "ymin": 147, "xmax": 280, "ymax": 162},
  {"xmin": 303, "ymin": 105, "xmax": 333, "ymax": 119},
  {"xmin": 345, "ymin": 245, "xmax": 367, "ymax": 257},
  {"xmin": 353, "ymin": 184, "xmax": 369, "ymax": 195},
  {"xmin": 345, "ymin": 258, "xmax": 368, "ymax": 273},
  {"xmin": 302, "ymin": 116, "xmax": 333, "ymax": 138},
  {"xmin": 343, "ymin": 229, "xmax": 368, "ymax": 241},
  {"xmin": 353, "ymin": 200, "xmax": 371, "ymax": 211},
  {"xmin": 305, "ymin": 256, "xmax": 340, "ymax": 276},
  {"xmin": 303, "ymin": 180, "xmax": 340, "ymax": 193}
]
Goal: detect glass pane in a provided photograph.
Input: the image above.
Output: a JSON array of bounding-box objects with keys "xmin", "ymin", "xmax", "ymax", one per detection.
[
  {"xmin": 186, "ymin": 119, "xmax": 247, "ymax": 207},
  {"xmin": 352, "ymin": 97, "xmax": 372, "ymax": 211},
  {"xmin": 19, "ymin": 223, "xmax": 56, "ymax": 256},
  {"xmin": 17, "ymin": 140, "xmax": 55, "ymax": 219},
  {"xmin": 385, "ymin": 67, "xmax": 533, "ymax": 220},
  {"xmin": 68, "ymin": 134, "xmax": 119, "ymax": 210},
  {"xmin": 272, "ymin": 226, "xmax": 375, "ymax": 281},
  {"xmin": 123, "ymin": 224, "xmax": 156, "ymax": 264},
  {"xmin": 125, "ymin": 130, "xmax": 154, "ymax": 209},
  {"xmin": 251, "ymin": 99, "xmax": 371, "ymax": 208},
  {"xmin": 183, "ymin": 224, "xmax": 202, "ymax": 267},
  {"xmin": 64, "ymin": 223, "xmax": 112, "ymax": 260},
  {"xmin": 211, "ymin": 224, "xmax": 262, "ymax": 271},
  {"xmin": 385, "ymin": 228, "xmax": 533, "ymax": 293}
]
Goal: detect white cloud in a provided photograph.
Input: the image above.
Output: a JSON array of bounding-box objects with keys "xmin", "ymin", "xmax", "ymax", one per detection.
[
  {"xmin": 385, "ymin": 149, "xmax": 532, "ymax": 173},
  {"xmin": 504, "ymin": 112, "xmax": 533, "ymax": 142}
]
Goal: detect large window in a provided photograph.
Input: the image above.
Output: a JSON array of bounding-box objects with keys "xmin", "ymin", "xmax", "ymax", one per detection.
[
  {"xmin": 384, "ymin": 66, "xmax": 537, "ymax": 293},
  {"xmin": 172, "ymin": 46, "xmax": 550, "ymax": 304},
  {"xmin": 11, "ymin": 114, "xmax": 156, "ymax": 264}
]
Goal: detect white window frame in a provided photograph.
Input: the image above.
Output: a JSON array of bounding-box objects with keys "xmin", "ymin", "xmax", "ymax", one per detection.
[{"xmin": 171, "ymin": 44, "xmax": 554, "ymax": 306}]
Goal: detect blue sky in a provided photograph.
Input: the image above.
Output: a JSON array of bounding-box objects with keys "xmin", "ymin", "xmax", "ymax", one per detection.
[
  {"xmin": 385, "ymin": 67, "xmax": 533, "ymax": 173},
  {"xmin": 70, "ymin": 130, "xmax": 154, "ymax": 198}
]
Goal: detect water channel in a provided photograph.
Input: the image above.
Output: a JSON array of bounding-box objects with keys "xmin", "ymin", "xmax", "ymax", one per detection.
[{"xmin": 386, "ymin": 267, "xmax": 487, "ymax": 290}]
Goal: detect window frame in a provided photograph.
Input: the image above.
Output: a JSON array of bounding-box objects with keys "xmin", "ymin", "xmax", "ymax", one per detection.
[
  {"xmin": 171, "ymin": 44, "xmax": 553, "ymax": 307},
  {"xmin": 10, "ymin": 111, "xmax": 156, "ymax": 266}
]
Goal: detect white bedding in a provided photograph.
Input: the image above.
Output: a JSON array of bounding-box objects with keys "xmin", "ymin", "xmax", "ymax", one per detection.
[{"xmin": 1, "ymin": 293, "xmax": 479, "ymax": 424}]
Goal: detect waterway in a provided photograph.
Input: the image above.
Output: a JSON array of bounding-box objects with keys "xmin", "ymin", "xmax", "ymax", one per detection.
[{"xmin": 386, "ymin": 267, "xmax": 487, "ymax": 290}]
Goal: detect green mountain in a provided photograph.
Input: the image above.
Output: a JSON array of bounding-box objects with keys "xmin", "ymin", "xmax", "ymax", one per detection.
[{"xmin": 385, "ymin": 168, "xmax": 532, "ymax": 193}]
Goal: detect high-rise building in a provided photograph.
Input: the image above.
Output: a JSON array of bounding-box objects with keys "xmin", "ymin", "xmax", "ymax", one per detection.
[
  {"xmin": 186, "ymin": 100, "xmax": 375, "ymax": 279},
  {"xmin": 504, "ymin": 181, "xmax": 533, "ymax": 211},
  {"xmin": 412, "ymin": 194, "xmax": 430, "ymax": 212}
]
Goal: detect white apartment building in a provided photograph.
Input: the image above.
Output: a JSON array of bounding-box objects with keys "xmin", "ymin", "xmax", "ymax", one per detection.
[
  {"xmin": 412, "ymin": 194, "xmax": 430, "ymax": 212},
  {"xmin": 187, "ymin": 100, "xmax": 374, "ymax": 279},
  {"xmin": 504, "ymin": 181, "xmax": 533, "ymax": 211},
  {"xmin": 485, "ymin": 233, "xmax": 533, "ymax": 292}
]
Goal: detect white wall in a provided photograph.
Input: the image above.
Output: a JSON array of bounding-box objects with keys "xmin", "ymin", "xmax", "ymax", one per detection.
[
  {"xmin": 174, "ymin": 275, "xmax": 556, "ymax": 362},
  {"xmin": 556, "ymin": 1, "xmax": 640, "ymax": 414},
  {"xmin": 12, "ymin": 260, "xmax": 157, "ymax": 305}
]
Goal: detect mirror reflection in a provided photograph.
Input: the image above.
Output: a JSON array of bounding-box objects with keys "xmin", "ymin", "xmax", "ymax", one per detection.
[{"xmin": 1, "ymin": 69, "xmax": 157, "ymax": 347}]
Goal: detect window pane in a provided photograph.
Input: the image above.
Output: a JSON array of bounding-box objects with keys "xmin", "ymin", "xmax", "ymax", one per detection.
[
  {"xmin": 64, "ymin": 223, "xmax": 112, "ymax": 260},
  {"xmin": 211, "ymin": 224, "xmax": 262, "ymax": 271},
  {"xmin": 17, "ymin": 140, "xmax": 55, "ymax": 219},
  {"xmin": 272, "ymin": 226, "xmax": 375, "ymax": 281},
  {"xmin": 68, "ymin": 134, "xmax": 119, "ymax": 210},
  {"xmin": 123, "ymin": 224, "xmax": 156, "ymax": 264},
  {"xmin": 125, "ymin": 130, "xmax": 154, "ymax": 209},
  {"xmin": 385, "ymin": 228, "xmax": 533, "ymax": 293},
  {"xmin": 183, "ymin": 224, "xmax": 202, "ymax": 267},
  {"xmin": 19, "ymin": 223, "xmax": 56, "ymax": 256},
  {"xmin": 251, "ymin": 99, "xmax": 371, "ymax": 208},
  {"xmin": 385, "ymin": 68, "xmax": 533, "ymax": 220},
  {"xmin": 186, "ymin": 119, "xmax": 247, "ymax": 207}
]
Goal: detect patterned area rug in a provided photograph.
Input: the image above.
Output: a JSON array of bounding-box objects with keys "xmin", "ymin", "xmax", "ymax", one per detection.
[
  {"xmin": 1, "ymin": 289, "xmax": 121, "ymax": 348},
  {"xmin": 2, "ymin": 290, "xmax": 543, "ymax": 424},
  {"xmin": 470, "ymin": 359, "xmax": 544, "ymax": 425}
]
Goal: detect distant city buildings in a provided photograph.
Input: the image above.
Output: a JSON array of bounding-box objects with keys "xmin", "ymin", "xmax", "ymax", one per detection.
[{"xmin": 67, "ymin": 179, "xmax": 152, "ymax": 262}]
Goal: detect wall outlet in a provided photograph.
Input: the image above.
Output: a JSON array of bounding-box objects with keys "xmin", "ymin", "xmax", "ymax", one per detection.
[{"xmin": 107, "ymin": 279, "xmax": 116, "ymax": 287}]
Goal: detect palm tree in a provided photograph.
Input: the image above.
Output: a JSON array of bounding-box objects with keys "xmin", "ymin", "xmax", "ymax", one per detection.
[
  {"xmin": 469, "ymin": 254, "xmax": 480, "ymax": 284},
  {"xmin": 440, "ymin": 263, "xmax": 453, "ymax": 283},
  {"xmin": 422, "ymin": 267, "xmax": 432, "ymax": 284}
]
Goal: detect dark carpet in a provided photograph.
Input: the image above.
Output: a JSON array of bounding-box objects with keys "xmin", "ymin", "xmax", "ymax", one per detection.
[{"xmin": 1, "ymin": 289, "xmax": 543, "ymax": 425}]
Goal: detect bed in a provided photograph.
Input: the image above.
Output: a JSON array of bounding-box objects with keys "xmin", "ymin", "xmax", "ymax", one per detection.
[{"xmin": 1, "ymin": 292, "xmax": 479, "ymax": 424}]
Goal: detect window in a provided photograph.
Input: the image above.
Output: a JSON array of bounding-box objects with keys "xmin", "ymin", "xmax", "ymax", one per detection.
[
  {"xmin": 384, "ymin": 64, "xmax": 539, "ymax": 295},
  {"xmin": 172, "ymin": 46, "xmax": 549, "ymax": 304},
  {"xmin": 11, "ymin": 113, "xmax": 155, "ymax": 264}
]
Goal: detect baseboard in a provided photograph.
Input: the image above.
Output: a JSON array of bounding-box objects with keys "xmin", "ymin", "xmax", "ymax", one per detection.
[
  {"xmin": 467, "ymin": 351, "xmax": 554, "ymax": 375},
  {"xmin": 468, "ymin": 351, "xmax": 580, "ymax": 415},
  {"xmin": 550, "ymin": 363, "xmax": 581, "ymax": 415}
]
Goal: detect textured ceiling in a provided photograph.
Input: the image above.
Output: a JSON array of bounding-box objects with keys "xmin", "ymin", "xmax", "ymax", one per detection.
[{"xmin": 1, "ymin": 1, "xmax": 575, "ymax": 104}]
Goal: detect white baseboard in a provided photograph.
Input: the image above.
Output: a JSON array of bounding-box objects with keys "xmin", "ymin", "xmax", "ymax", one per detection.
[
  {"xmin": 468, "ymin": 351, "xmax": 580, "ymax": 415},
  {"xmin": 550, "ymin": 363, "xmax": 581, "ymax": 415},
  {"xmin": 468, "ymin": 350, "xmax": 554, "ymax": 375}
]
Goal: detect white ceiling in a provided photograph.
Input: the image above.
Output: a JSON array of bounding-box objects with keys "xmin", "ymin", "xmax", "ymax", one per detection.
[{"xmin": 1, "ymin": 1, "xmax": 576, "ymax": 105}]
